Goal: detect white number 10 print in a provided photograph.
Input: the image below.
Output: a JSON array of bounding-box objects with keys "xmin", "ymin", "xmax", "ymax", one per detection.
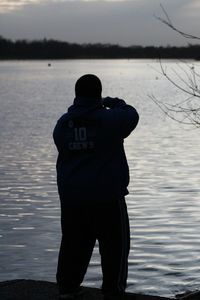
[{"xmin": 74, "ymin": 127, "xmax": 87, "ymax": 141}]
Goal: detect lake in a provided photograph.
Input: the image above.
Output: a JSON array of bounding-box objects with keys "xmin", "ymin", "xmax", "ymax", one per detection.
[{"xmin": 0, "ymin": 59, "xmax": 200, "ymax": 298}]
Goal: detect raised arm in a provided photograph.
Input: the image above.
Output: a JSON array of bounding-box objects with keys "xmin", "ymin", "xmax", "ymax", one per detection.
[{"xmin": 103, "ymin": 97, "xmax": 139, "ymax": 138}]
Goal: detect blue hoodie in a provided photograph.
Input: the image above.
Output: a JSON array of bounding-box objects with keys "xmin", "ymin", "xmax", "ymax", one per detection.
[{"xmin": 53, "ymin": 96, "xmax": 139, "ymax": 202}]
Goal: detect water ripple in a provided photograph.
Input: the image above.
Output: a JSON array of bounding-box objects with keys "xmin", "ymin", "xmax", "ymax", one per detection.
[{"xmin": 0, "ymin": 60, "xmax": 200, "ymax": 298}]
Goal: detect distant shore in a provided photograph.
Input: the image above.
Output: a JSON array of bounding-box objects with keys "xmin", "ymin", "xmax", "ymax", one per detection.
[
  {"xmin": 0, "ymin": 37, "xmax": 200, "ymax": 60},
  {"xmin": 0, "ymin": 279, "xmax": 200, "ymax": 300}
]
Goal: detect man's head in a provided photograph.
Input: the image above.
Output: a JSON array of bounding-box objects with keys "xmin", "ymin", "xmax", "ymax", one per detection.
[{"xmin": 75, "ymin": 74, "xmax": 102, "ymax": 98}]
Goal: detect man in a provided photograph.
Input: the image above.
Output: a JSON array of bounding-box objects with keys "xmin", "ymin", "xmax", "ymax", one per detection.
[{"xmin": 53, "ymin": 74, "xmax": 139, "ymax": 300}]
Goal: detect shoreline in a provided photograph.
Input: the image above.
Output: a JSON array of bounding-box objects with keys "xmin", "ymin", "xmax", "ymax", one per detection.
[{"xmin": 0, "ymin": 280, "xmax": 200, "ymax": 300}]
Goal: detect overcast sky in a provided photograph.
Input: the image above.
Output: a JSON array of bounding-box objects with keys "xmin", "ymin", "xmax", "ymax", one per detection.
[{"xmin": 0, "ymin": 0, "xmax": 200, "ymax": 46}]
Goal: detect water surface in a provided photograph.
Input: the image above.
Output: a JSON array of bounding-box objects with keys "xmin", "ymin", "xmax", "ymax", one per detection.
[{"xmin": 0, "ymin": 60, "xmax": 200, "ymax": 298}]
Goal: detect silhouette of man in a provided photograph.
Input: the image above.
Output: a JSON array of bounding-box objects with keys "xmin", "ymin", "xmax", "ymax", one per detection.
[{"xmin": 53, "ymin": 74, "xmax": 139, "ymax": 300}]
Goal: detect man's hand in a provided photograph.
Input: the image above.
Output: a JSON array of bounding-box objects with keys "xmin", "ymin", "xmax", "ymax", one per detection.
[{"xmin": 102, "ymin": 97, "xmax": 126, "ymax": 108}]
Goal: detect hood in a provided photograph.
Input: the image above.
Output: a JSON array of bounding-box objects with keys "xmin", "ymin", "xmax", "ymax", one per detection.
[{"xmin": 67, "ymin": 96, "xmax": 103, "ymax": 116}]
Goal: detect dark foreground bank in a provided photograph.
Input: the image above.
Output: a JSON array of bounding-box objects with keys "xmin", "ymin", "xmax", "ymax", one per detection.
[{"xmin": 0, "ymin": 280, "xmax": 200, "ymax": 300}]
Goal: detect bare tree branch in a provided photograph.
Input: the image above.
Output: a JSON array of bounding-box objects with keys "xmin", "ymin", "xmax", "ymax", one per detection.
[
  {"xmin": 155, "ymin": 4, "xmax": 200, "ymax": 41},
  {"xmin": 150, "ymin": 5, "xmax": 200, "ymax": 127},
  {"xmin": 159, "ymin": 59, "xmax": 200, "ymax": 99},
  {"xmin": 150, "ymin": 94, "xmax": 200, "ymax": 127}
]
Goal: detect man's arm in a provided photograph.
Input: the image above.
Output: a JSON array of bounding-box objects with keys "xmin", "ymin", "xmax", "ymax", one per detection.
[{"xmin": 103, "ymin": 97, "xmax": 139, "ymax": 138}]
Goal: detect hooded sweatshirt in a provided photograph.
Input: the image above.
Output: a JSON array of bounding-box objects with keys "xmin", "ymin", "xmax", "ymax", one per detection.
[{"xmin": 53, "ymin": 96, "xmax": 139, "ymax": 202}]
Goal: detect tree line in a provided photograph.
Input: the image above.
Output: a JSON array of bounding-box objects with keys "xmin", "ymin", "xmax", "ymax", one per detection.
[{"xmin": 0, "ymin": 36, "xmax": 200, "ymax": 60}]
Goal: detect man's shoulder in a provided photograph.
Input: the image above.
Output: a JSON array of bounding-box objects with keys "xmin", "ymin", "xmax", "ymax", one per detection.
[{"xmin": 57, "ymin": 112, "xmax": 69, "ymax": 124}]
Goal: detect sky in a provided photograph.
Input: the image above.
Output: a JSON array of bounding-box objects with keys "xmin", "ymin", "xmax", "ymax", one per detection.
[{"xmin": 0, "ymin": 0, "xmax": 200, "ymax": 46}]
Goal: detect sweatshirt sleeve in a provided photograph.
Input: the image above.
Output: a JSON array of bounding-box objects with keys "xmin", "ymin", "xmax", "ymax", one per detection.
[
  {"xmin": 103, "ymin": 97, "xmax": 139, "ymax": 138},
  {"xmin": 53, "ymin": 113, "xmax": 68, "ymax": 153}
]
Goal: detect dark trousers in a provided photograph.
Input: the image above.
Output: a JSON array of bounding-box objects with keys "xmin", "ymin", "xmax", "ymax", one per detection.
[{"xmin": 56, "ymin": 197, "xmax": 130, "ymax": 295}]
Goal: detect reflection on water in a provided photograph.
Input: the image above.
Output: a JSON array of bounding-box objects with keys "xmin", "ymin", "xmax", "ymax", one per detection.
[{"xmin": 0, "ymin": 60, "xmax": 200, "ymax": 298}]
